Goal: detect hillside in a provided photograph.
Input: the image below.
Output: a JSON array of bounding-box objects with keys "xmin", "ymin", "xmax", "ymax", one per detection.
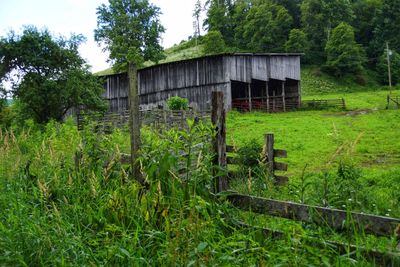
[
  {"xmin": 94, "ymin": 43, "xmax": 205, "ymax": 76},
  {"xmin": 95, "ymin": 42, "xmax": 392, "ymax": 98}
]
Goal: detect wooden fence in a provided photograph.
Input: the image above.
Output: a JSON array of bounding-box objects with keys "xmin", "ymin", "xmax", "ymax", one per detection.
[
  {"xmin": 225, "ymin": 133, "xmax": 289, "ymax": 185},
  {"xmin": 77, "ymin": 109, "xmax": 210, "ymax": 131},
  {"xmin": 232, "ymin": 96, "xmax": 299, "ymax": 112},
  {"xmin": 387, "ymin": 95, "xmax": 400, "ymax": 109},
  {"xmin": 301, "ymin": 98, "xmax": 346, "ymax": 110},
  {"xmin": 209, "ymin": 92, "xmax": 399, "ymax": 263},
  {"xmin": 115, "ymin": 88, "xmax": 399, "ymax": 263}
]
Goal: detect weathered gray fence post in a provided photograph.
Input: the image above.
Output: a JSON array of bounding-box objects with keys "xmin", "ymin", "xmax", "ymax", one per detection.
[
  {"xmin": 265, "ymin": 133, "xmax": 288, "ymax": 185},
  {"xmin": 265, "ymin": 133, "xmax": 274, "ymax": 176},
  {"xmin": 211, "ymin": 91, "xmax": 228, "ymax": 192},
  {"xmin": 128, "ymin": 62, "xmax": 144, "ymax": 185}
]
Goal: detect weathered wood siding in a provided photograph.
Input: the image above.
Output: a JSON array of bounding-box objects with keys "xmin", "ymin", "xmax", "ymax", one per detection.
[
  {"xmin": 139, "ymin": 56, "xmax": 225, "ymax": 95},
  {"xmin": 225, "ymin": 54, "xmax": 300, "ymax": 82},
  {"xmin": 102, "ymin": 54, "xmax": 301, "ymax": 112}
]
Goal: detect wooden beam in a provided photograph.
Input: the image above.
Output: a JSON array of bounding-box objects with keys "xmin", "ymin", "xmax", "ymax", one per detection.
[
  {"xmin": 265, "ymin": 133, "xmax": 274, "ymax": 176},
  {"xmin": 275, "ymin": 175, "xmax": 288, "ymax": 185},
  {"xmin": 282, "ymin": 81, "xmax": 286, "ymax": 112},
  {"xmin": 266, "ymin": 81, "xmax": 270, "ymax": 112},
  {"xmin": 128, "ymin": 62, "xmax": 144, "ymax": 185},
  {"xmin": 248, "ymin": 83, "xmax": 252, "ymax": 112},
  {"xmin": 226, "ymin": 193, "xmax": 400, "ymax": 238},
  {"xmin": 274, "ymin": 162, "xmax": 288, "ymax": 171},
  {"xmin": 230, "ymin": 220, "xmax": 400, "ymax": 266},
  {"xmin": 298, "ymin": 80, "xmax": 301, "ymax": 109},
  {"xmin": 274, "ymin": 149, "xmax": 287, "ymax": 158},
  {"xmin": 211, "ymin": 91, "xmax": 228, "ymax": 192}
]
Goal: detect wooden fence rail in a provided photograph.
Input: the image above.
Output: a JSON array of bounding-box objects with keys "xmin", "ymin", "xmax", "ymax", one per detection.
[
  {"xmin": 226, "ymin": 133, "xmax": 289, "ymax": 185},
  {"xmin": 77, "ymin": 109, "xmax": 210, "ymax": 131},
  {"xmin": 230, "ymin": 219, "xmax": 399, "ymax": 265},
  {"xmin": 226, "ymin": 193, "xmax": 400, "ymax": 238},
  {"xmin": 301, "ymin": 98, "xmax": 346, "ymax": 110}
]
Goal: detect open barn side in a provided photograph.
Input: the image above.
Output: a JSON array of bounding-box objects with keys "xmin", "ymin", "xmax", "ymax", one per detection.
[{"xmin": 101, "ymin": 53, "xmax": 301, "ymax": 113}]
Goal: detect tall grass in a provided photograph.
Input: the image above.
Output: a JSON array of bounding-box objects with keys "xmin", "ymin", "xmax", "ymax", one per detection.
[{"xmin": 0, "ymin": 119, "xmax": 395, "ymax": 266}]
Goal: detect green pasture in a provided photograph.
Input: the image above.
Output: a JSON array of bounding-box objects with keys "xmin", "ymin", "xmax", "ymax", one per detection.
[{"xmin": 227, "ymin": 90, "xmax": 400, "ymax": 177}]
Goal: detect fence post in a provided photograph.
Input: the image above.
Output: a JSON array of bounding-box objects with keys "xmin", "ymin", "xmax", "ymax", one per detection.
[
  {"xmin": 386, "ymin": 95, "xmax": 389, "ymax": 109},
  {"xmin": 128, "ymin": 62, "xmax": 144, "ymax": 185},
  {"xmin": 211, "ymin": 91, "xmax": 228, "ymax": 192},
  {"xmin": 265, "ymin": 133, "xmax": 275, "ymax": 177}
]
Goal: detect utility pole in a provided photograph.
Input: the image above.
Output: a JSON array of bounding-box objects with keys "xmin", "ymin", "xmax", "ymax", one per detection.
[{"xmin": 386, "ymin": 42, "xmax": 392, "ymax": 94}]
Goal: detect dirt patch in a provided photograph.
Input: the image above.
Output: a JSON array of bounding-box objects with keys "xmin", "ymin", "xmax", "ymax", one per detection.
[{"xmin": 324, "ymin": 108, "xmax": 379, "ymax": 117}]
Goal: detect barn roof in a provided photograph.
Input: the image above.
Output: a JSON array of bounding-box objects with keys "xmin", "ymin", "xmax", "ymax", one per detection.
[{"xmin": 96, "ymin": 52, "xmax": 302, "ymax": 77}]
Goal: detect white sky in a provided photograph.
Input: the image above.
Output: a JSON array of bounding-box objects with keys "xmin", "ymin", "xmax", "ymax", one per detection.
[{"xmin": 0, "ymin": 0, "xmax": 205, "ymax": 73}]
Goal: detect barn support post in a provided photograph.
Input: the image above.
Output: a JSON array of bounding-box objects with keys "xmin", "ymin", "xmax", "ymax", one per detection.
[
  {"xmin": 282, "ymin": 81, "xmax": 286, "ymax": 112},
  {"xmin": 266, "ymin": 81, "xmax": 270, "ymax": 112},
  {"xmin": 248, "ymin": 83, "xmax": 252, "ymax": 111},
  {"xmin": 211, "ymin": 91, "xmax": 228, "ymax": 193},
  {"xmin": 298, "ymin": 80, "xmax": 302, "ymax": 109},
  {"xmin": 128, "ymin": 62, "xmax": 144, "ymax": 186},
  {"xmin": 273, "ymin": 91, "xmax": 276, "ymax": 111}
]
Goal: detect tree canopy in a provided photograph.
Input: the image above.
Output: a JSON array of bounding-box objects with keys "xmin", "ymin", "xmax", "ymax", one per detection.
[
  {"xmin": 0, "ymin": 26, "xmax": 106, "ymax": 123},
  {"xmin": 202, "ymin": 30, "xmax": 226, "ymax": 55},
  {"xmin": 243, "ymin": 1, "xmax": 292, "ymax": 52},
  {"xmin": 95, "ymin": 0, "xmax": 165, "ymax": 69},
  {"xmin": 324, "ymin": 22, "xmax": 366, "ymax": 77},
  {"xmin": 197, "ymin": 0, "xmax": 399, "ymax": 85}
]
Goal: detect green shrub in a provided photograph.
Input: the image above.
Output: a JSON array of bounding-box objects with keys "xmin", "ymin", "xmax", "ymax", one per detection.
[
  {"xmin": 237, "ymin": 139, "xmax": 262, "ymax": 167},
  {"xmin": 167, "ymin": 96, "xmax": 189, "ymax": 110},
  {"xmin": 202, "ymin": 30, "xmax": 226, "ymax": 55}
]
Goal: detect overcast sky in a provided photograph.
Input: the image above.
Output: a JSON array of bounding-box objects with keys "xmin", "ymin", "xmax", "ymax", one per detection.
[{"xmin": 0, "ymin": 0, "xmax": 205, "ymax": 72}]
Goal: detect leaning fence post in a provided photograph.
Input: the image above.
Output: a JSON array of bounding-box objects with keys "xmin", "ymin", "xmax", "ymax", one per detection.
[
  {"xmin": 211, "ymin": 91, "xmax": 228, "ymax": 192},
  {"xmin": 265, "ymin": 133, "xmax": 275, "ymax": 177},
  {"xmin": 128, "ymin": 62, "xmax": 144, "ymax": 185}
]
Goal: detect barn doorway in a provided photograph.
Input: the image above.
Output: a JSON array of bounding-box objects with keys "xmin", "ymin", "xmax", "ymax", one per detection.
[
  {"xmin": 231, "ymin": 79, "xmax": 267, "ymax": 111},
  {"xmin": 231, "ymin": 78, "xmax": 299, "ymax": 112}
]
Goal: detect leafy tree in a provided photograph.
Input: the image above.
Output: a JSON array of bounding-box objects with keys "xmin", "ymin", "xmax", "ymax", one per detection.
[
  {"xmin": 272, "ymin": 0, "xmax": 302, "ymax": 28},
  {"xmin": 324, "ymin": 22, "xmax": 366, "ymax": 77},
  {"xmin": 202, "ymin": 30, "xmax": 226, "ymax": 55},
  {"xmin": 0, "ymin": 26, "xmax": 106, "ymax": 123},
  {"xmin": 285, "ymin": 29, "xmax": 308, "ymax": 53},
  {"xmin": 193, "ymin": 0, "xmax": 203, "ymax": 38},
  {"xmin": 377, "ymin": 49, "xmax": 400, "ymax": 85},
  {"xmin": 351, "ymin": 0, "xmax": 382, "ymax": 50},
  {"xmin": 231, "ymin": 0, "xmax": 251, "ymax": 50},
  {"xmin": 301, "ymin": 0, "xmax": 354, "ymax": 63},
  {"xmin": 243, "ymin": 1, "xmax": 292, "ymax": 52},
  {"xmin": 203, "ymin": 0, "xmax": 235, "ymax": 46},
  {"xmin": 95, "ymin": 0, "xmax": 165, "ymax": 69},
  {"xmin": 371, "ymin": 0, "xmax": 400, "ymax": 59}
]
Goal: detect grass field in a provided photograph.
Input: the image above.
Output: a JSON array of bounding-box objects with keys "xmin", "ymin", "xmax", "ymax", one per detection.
[
  {"xmin": 228, "ymin": 90, "xmax": 400, "ymax": 176},
  {"xmin": 227, "ymin": 89, "xmax": 400, "ymax": 217},
  {"xmin": 2, "ymin": 63, "xmax": 400, "ymax": 265}
]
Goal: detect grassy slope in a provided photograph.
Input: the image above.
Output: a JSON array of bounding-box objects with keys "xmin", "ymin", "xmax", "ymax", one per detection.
[{"xmin": 94, "ymin": 44, "xmax": 204, "ymax": 76}]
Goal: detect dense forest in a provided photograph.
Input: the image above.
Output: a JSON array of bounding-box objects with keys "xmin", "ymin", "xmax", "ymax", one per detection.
[{"xmin": 190, "ymin": 0, "xmax": 400, "ymax": 84}]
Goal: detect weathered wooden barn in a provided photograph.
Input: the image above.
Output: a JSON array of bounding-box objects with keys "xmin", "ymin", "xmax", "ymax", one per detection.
[{"xmin": 101, "ymin": 53, "xmax": 301, "ymax": 112}]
